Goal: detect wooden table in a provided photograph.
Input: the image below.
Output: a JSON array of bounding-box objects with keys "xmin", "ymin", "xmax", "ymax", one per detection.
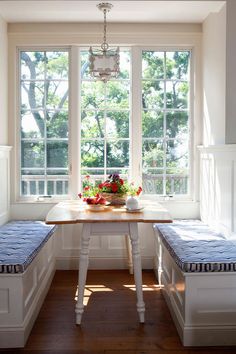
[{"xmin": 46, "ymin": 200, "xmax": 172, "ymax": 324}]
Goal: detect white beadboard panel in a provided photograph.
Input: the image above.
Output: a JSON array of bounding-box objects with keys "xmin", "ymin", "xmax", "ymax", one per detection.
[
  {"xmin": 0, "ymin": 146, "xmax": 12, "ymax": 225},
  {"xmin": 198, "ymin": 145, "xmax": 236, "ymax": 235},
  {"xmin": 0, "ymin": 289, "xmax": 9, "ymax": 314},
  {"xmin": 107, "ymin": 235, "xmax": 128, "ymax": 250}
]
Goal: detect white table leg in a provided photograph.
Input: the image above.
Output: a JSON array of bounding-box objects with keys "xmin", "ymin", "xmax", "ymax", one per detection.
[
  {"xmin": 129, "ymin": 222, "xmax": 145, "ymax": 323},
  {"xmin": 125, "ymin": 234, "xmax": 133, "ymax": 274},
  {"xmin": 75, "ymin": 223, "xmax": 91, "ymax": 325}
]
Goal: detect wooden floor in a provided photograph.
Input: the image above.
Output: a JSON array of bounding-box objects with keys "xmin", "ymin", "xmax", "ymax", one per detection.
[{"xmin": 1, "ymin": 270, "xmax": 235, "ymax": 354}]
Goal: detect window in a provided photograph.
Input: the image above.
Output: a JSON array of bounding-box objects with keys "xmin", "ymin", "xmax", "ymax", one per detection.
[
  {"xmin": 18, "ymin": 47, "xmax": 192, "ymax": 199},
  {"xmin": 142, "ymin": 51, "xmax": 190, "ymax": 195},
  {"xmin": 80, "ymin": 50, "xmax": 131, "ymax": 184},
  {"xmin": 20, "ymin": 50, "xmax": 69, "ymax": 196}
]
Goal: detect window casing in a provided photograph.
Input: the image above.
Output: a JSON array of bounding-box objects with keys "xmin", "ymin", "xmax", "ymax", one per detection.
[{"xmin": 19, "ymin": 49, "xmax": 69, "ymax": 197}]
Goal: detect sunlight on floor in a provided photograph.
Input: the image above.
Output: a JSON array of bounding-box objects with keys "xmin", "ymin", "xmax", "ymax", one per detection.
[{"xmin": 74, "ymin": 283, "xmax": 162, "ymax": 304}]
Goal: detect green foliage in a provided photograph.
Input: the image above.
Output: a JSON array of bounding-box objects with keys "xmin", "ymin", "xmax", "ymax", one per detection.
[{"xmin": 21, "ymin": 49, "xmax": 190, "ymax": 196}]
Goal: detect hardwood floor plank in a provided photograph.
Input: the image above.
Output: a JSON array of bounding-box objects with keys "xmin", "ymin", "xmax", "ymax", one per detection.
[{"xmin": 0, "ymin": 270, "xmax": 236, "ymax": 353}]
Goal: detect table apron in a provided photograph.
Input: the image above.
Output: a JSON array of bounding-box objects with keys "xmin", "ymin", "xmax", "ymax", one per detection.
[{"xmin": 90, "ymin": 222, "xmax": 132, "ymax": 235}]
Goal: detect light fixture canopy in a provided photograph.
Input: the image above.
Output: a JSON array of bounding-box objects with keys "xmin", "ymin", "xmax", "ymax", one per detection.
[{"xmin": 89, "ymin": 2, "xmax": 120, "ymax": 83}]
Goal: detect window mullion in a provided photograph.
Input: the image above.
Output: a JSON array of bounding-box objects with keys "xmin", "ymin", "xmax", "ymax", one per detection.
[{"xmin": 131, "ymin": 47, "xmax": 142, "ymax": 185}]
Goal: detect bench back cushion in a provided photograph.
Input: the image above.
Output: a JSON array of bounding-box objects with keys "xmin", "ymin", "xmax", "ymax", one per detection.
[
  {"xmin": 0, "ymin": 221, "xmax": 56, "ymax": 274},
  {"xmin": 154, "ymin": 220, "xmax": 236, "ymax": 272}
]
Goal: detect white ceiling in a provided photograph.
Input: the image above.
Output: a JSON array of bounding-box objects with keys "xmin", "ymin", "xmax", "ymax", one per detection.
[{"xmin": 0, "ymin": 1, "xmax": 225, "ymax": 23}]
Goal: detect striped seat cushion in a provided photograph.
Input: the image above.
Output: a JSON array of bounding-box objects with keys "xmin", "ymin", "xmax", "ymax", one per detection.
[
  {"xmin": 0, "ymin": 220, "xmax": 56, "ymax": 274},
  {"xmin": 154, "ymin": 220, "xmax": 236, "ymax": 273}
]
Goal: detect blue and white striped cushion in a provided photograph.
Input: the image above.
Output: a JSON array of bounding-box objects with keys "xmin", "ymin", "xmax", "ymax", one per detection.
[
  {"xmin": 154, "ymin": 220, "xmax": 236, "ymax": 273},
  {"xmin": 0, "ymin": 221, "xmax": 56, "ymax": 274}
]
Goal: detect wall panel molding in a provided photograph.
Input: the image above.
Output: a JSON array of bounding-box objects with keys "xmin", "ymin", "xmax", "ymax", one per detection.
[
  {"xmin": 198, "ymin": 144, "xmax": 236, "ymax": 235},
  {"xmin": 0, "ymin": 146, "xmax": 12, "ymax": 225}
]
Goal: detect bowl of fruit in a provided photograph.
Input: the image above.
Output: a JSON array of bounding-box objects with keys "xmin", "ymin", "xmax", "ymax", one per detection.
[{"xmin": 83, "ymin": 194, "xmax": 110, "ymax": 211}]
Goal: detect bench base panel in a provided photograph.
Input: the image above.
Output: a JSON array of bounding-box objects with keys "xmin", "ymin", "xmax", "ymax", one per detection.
[
  {"xmin": 0, "ymin": 232, "xmax": 56, "ymax": 348},
  {"xmin": 154, "ymin": 231, "xmax": 236, "ymax": 346}
]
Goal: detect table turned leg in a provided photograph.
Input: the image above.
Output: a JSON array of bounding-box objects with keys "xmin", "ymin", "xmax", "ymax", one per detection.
[
  {"xmin": 125, "ymin": 234, "xmax": 133, "ymax": 274},
  {"xmin": 129, "ymin": 222, "xmax": 145, "ymax": 323},
  {"xmin": 75, "ymin": 223, "xmax": 91, "ymax": 325}
]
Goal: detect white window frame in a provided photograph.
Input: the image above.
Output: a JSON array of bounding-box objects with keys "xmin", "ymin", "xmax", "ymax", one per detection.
[
  {"xmin": 16, "ymin": 46, "xmax": 71, "ymax": 202},
  {"xmin": 14, "ymin": 44, "xmax": 198, "ymax": 203},
  {"xmin": 132, "ymin": 46, "xmax": 194, "ymax": 201}
]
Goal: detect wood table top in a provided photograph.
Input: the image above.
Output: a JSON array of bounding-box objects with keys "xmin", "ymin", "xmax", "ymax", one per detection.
[{"xmin": 45, "ymin": 200, "xmax": 172, "ymax": 225}]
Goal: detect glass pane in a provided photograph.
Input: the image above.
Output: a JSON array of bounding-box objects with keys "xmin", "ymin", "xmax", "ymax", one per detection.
[
  {"xmin": 81, "ymin": 51, "xmax": 91, "ymax": 80},
  {"xmin": 46, "ymin": 81, "xmax": 68, "ymax": 109},
  {"xmin": 21, "ymin": 51, "xmax": 45, "ymax": 80},
  {"xmin": 106, "ymin": 140, "xmax": 129, "ymax": 168},
  {"xmin": 21, "ymin": 169, "xmax": 45, "ymax": 195},
  {"xmin": 166, "ymin": 81, "xmax": 189, "ymax": 109},
  {"xmin": 142, "ymin": 81, "xmax": 164, "ymax": 109},
  {"xmin": 106, "ymin": 81, "xmax": 129, "ymax": 109},
  {"xmin": 21, "ymin": 110, "xmax": 44, "ymax": 139},
  {"xmin": 47, "ymin": 141, "xmax": 68, "ymax": 168},
  {"xmin": 21, "ymin": 142, "xmax": 44, "ymax": 168},
  {"xmin": 142, "ymin": 140, "xmax": 164, "ymax": 169},
  {"xmin": 81, "ymin": 111, "xmax": 105, "ymax": 138},
  {"xmin": 142, "ymin": 51, "xmax": 164, "ymax": 79},
  {"xmin": 166, "ymin": 175, "xmax": 188, "ymax": 195},
  {"xmin": 166, "ymin": 139, "xmax": 189, "ymax": 170},
  {"xmin": 142, "ymin": 111, "xmax": 164, "ymax": 138},
  {"xmin": 106, "ymin": 169, "xmax": 129, "ymax": 178},
  {"xmin": 142, "ymin": 170, "xmax": 163, "ymax": 195},
  {"xmin": 45, "ymin": 51, "xmax": 69, "ymax": 79},
  {"xmin": 81, "ymin": 81, "xmax": 105, "ymax": 109},
  {"xmin": 106, "ymin": 111, "xmax": 129, "ymax": 138},
  {"xmin": 118, "ymin": 51, "xmax": 130, "ymax": 79},
  {"xmin": 47, "ymin": 169, "xmax": 69, "ymax": 175},
  {"xmin": 21, "ymin": 82, "xmax": 44, "ymax": 110},
  {"xmin": 166, "ymin": 111, "xmax": 189, "ymax": 139},
  {"xmin": 46, "ymin": 111, "xmax": 69, "ymax": 138},
  {"xmin": 166, "ymin": 51, "xmax": 190, "ymax": 80},
  {"xmin": 81, "ymin": 169, "xmax": 104, "ymax": 176},
  {"xmin": 81, "ymin": 141, "xmax": 104, "ymax": 168}
]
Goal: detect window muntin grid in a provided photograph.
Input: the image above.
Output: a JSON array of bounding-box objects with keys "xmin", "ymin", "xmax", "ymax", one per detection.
[
  {"xmin": 20, "ymin": 50, "xmax": 69, "ymax": 196},
  {"xmin": 142, "ymin": 50, "xmax": 190, "ymax": 196},
  {"xmin": 80, "ymin": 50, "xmax": 131, "ymax": 185}
]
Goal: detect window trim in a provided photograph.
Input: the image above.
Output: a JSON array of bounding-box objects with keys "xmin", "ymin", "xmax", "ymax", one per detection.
[
  {"xmin": 16, "ymin": 46, "xmax": 71, "ymax": 202},
  {"xmin": 14, "ymin": 43, "xmax": 198, "ymax": 203}
]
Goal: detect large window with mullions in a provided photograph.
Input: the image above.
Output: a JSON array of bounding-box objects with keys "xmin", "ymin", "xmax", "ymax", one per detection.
[
  {"xmin": 20, "ymin": 50, "xmax": 69, "ymax": 196},
  {"xmin": 80, "ymin": 50, "xmax": 131, "ymax": 185},
  {"xmin": 142, "ymin": 50, "xmax": 190, "ymax": 195},
  {"xmin": 18, "ymin": 47, "xmax": 191, "ymax": 199}
]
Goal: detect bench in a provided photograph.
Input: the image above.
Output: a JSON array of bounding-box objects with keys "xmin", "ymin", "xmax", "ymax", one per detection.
[
  {"xmin": 154, "ymin": 220, "xmax": 236, "ymax": 347},
  {"xmin": 0, "ymin": 220, "xmax": 57, "ymax": 348}
]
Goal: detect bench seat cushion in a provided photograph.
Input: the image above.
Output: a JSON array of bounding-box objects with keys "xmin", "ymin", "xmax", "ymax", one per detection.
[
  {"xmin": 0, "ymin": 221, "xmax": 56, "ymax": 274},
  {"xmin": 154, "ymin": 220, "xmax": 236, "ymax": 273}
]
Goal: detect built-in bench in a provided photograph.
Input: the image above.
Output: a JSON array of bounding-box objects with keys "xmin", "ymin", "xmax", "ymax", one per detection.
[
  {"xmin": 154, "ymin": 220, "xmax": 236, "ymax": 347},
  {"xmin": 0, "ymin": 220, "xmax": 57, "ymax": 348}
]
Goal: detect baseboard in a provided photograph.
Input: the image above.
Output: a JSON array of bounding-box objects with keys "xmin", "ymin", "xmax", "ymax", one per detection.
[
  {"xmin": 183, "ymin": 325, "xmax": 236, "ymax": 346},
  {"xmin": 56, "ymin": 256, "xmax": 153, "ymax": 270},
  {"xmin": 0, "ymin": 262, "xmax": 55, "ymax": 348}
]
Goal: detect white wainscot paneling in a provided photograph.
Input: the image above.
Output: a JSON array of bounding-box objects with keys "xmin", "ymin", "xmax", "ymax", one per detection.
[
  {"xmin": 0, "ymin": 146, "xmax": 11, "ymax": 225},
  {"xmin": 198, "ymin": 145, "xmax": 236, "ymax": 236}
]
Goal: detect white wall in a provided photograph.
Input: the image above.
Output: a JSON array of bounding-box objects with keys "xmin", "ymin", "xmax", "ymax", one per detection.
[
  {"xmin": 0, "ymin": 15, "xmax": 8, "ymax": 145},
  {"xmin": 199, "ymin": 145, "xmax": 236, "ymax": 236},
  {"xmin": 202, "ymin": 4, "xmax": 226, "ymax": 146},
  {"xmin": 225, "ymin": 0, "xmax": 236, "ymax": 143}
]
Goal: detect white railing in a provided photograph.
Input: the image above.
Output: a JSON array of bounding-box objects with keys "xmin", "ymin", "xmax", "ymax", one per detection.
[
  {"xmin": 22, "ymin": 174, "xmax": 188, "ymax": 196},
  {"xmin": 21, "ymin": 175, "xmax": 69, "ymax": 196},
  {"xmin": 143, "ymin": 174, "xmax": 188, "ymax": 195}
]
